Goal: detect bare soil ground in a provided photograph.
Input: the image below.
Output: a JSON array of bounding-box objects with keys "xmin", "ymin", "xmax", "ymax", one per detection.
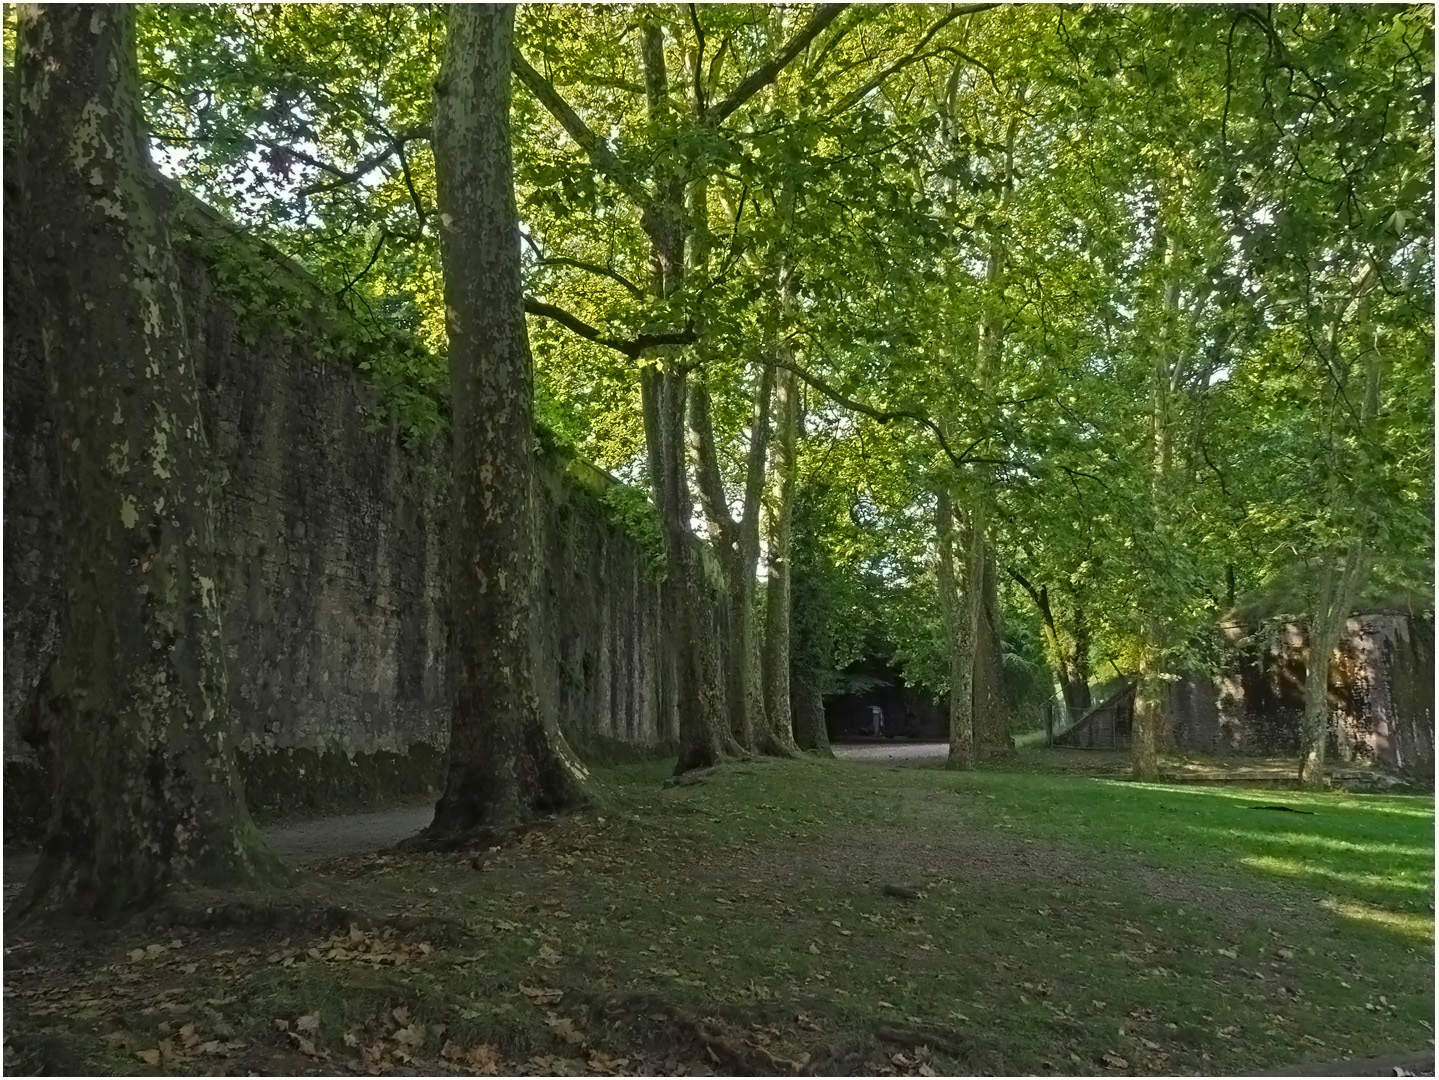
[{"xmin": 832, "ymin": 741, "xmax": 949, "ymax": 765}]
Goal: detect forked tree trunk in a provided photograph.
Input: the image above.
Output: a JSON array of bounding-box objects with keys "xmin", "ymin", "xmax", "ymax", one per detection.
[
  {"xmin": 645, "ymin": 368, "xmax": 730, "ymax": 772},
  {"xmin": 11, "ymin": 3, "xmax": 279, "ymax": 919},
  {"xmin": 639, "ymin": 17, "xmax": 734, "ymax": 773},
  {"xmin": 688, "ymin": 367, "xmax": 772, "ymax": 753},
  {"xmin": 1299, "ymin": 316, "xmax": 1379, "ymax": 789},
  {"xmin": 1007, "ymin": 568, "xmax": 1091, "ymax": 719},
  {"xmin": 427, "ymin": 4, "xmax": 588, "ymax": 833}
]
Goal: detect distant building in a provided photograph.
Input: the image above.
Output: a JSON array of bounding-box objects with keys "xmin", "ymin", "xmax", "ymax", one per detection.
[{"xmin": 824, "ymin": 653, "xmax": 946, "ymax": 741}]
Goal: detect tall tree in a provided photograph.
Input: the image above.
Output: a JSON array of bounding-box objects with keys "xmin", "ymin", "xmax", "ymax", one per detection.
[
  {"xmin": 11, "ymin": 3, "xmax": 279, "ymax": 918},
  {"xmin": 761, "ymin": 362, "xmax": 805, "ymax": 755},
  {"xmin": 512, "ymin": 4, "xmax": 852, "ymax": 770},
  {"xmin": 426, "ymin": 4, "xmax": 589, "ymax": 834}
]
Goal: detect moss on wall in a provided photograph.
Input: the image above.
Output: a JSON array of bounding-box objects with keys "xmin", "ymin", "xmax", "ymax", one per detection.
[
  {"xmin": 237, "ymin": 742, "xmax": 444, "ymax": 822},
  {"xmin": 4, "ymin": 171, "xmax": 705, "ymax": 847}
]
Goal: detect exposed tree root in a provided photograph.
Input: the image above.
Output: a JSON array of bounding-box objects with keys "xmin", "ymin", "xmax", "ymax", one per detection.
[
  {"xmin": 875, "ymin": 1023, "xmax": 968, "ymax": 1057},
  {"xmin": 682, "ymin": 1017, "xmax": 811, "ymax": 1074},
  {"xmin": 601, "ymin": 992, "xmax": 813, "ymax": 1074},
  {"xmin": 665, "ymin": 766, "xmax": 724, "ymax": 787},
  {"xmin": 141, "ymin": 897, "xmax": 473, "ymax": 940},
  {"xmin": 664, "ymin": 760, "xmax": 760, "ymax": 788},
  {"xmin": 882, "ymin": 883, "xmax": 923, "ymax": 900},
  {"xmin": 396, "ymin": 814, "xmax": 559, "ymax": 854},
  {"xmin": 1249, "ymin": 804, "xmax": 1316, "ymax": 814}
]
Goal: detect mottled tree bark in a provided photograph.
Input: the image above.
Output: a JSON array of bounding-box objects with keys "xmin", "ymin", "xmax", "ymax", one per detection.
[
  {"xmin": 1132, "ymin": 237, "xmax": 1181, "ymax": 781},
  {"xmin": 638, "ymin": 17, "xmax": 735, "ymax": 772},
  {"xmin": 1131, "ymin": 631, "xmax": 1164, "ymax": 781},
  {"xmin": 1298, "ymin": 305, "xmax": 1379, "ymax": 788},
  {"xmin": 645, "ymin": 368, "xmax": 730, "ymax": 771},
  {"xmin": 1299, "ymin": 544, "xmax": 1371, "ymax": 787},
  {"xmin": 688, "ymin": 367, "xmax": 773, "ymax": 753},
  {"xmin": 1007, "ymin": 568, "xmax": 1092, "ymax": 718},
  {"xmin": 760, "ymin": 364, "xmax": 804, "ymax": 756},
  {"xmin": 973, "ymin": 538, "xmax": 1006, "ymax": 750},
  {"xmin": 428, "ymin": 4, "xmax": 588, "ymax": 833},
  {"xmin": 944, "ymin": 111, "xmax": 1016, "ymax": 763},
  {"xmin": 791, "ymin": 666, "xmax": 833, "ymax": 755},
  {"xmin": 735, "ymin": 365, "xmax": 775, "ymax": 747},
  {"xmin": 11, "ymin": 3, "xmax": 279, "ymax": 919},
  {"xmin": 935, "ymin": 490, "xmax": 976, "ymax": 769}
]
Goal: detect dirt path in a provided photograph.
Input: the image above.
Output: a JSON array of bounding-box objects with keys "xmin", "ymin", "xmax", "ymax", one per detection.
[
  {"xmin": 833, "ymin": 740, "xmax": 949, "ymax": 764},
  {"xmin": 0, "ymin": 746, "xmax": 939, "ymax": 895},
  {"xmin": 2, "ymin": 804, "xmax": 433, "ymax": 900}
]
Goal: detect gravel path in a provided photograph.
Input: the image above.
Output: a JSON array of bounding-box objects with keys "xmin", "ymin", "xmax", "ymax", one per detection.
[
  {"xmin": 832, "ymin": 740, "xmax": 949, "ymax": 764},
  {"xmin": 2, "ymin": 804, "xmax": 433, "ymax": 896}
]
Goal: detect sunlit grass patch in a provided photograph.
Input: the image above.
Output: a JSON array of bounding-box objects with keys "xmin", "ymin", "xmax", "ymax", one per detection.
[
  {"xmin": 1241, "ymin": 852, "xmax": 1434, "ymax": 894},
  {"xmin": 1321, "ymin": 897, "xmax": 1436, "ymax": 943}
]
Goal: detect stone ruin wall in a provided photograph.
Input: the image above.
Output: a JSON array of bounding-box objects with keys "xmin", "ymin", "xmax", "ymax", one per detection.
[
  {"xmin": 3, "ymin": 188, "xmax": 695, "ymax": 842},
  {"xmin": 1204, "ymin": 615, "xmax": 1434, "ymax": 775}
]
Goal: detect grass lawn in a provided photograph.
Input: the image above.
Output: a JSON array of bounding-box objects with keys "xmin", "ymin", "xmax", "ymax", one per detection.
[{"xmin": 4, "ymin": 753, "xmax": 1433, "ymax": 1076}]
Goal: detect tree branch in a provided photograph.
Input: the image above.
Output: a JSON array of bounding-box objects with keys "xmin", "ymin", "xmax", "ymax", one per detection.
[
  {"xmin": 336, "ymin": 231, "xmax": 388, "ymax": 305},
  {"xmin": 523, "ymin": 297, "xmax": 699, "ymax": 358},
  {"xmin": 707, "ymin": 4, "xmax": 850, "ymax": 125},
  {"xmin": 774, "ymin": 356, "xmax": 971, "ymax": 469},
  {"xmin": 281, "ymin": 135, "xmax": 414, "ymax": 198},
  {"xmin": 537, "ymin": 256, "xmax": 645, "ymax": 298},
  {"xmin": 512, "ymin": 52, "xmax": 651, "ymax": 209},
  {"xmin": 689, "ymin": 4, "xmax": 708, "ymax": 118},
  {"xmin": 828, "ymin": 5, "xmax": 996, "ymax": 116},
  {"xmin": 393, "ymin": 136, "xmax": 429, "ymax": 228}
]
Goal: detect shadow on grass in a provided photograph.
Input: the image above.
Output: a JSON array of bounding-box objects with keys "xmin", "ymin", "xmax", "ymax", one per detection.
[{"xmin": 1084, "ymin": 778, "xmax": 1434, "ymax": 941}]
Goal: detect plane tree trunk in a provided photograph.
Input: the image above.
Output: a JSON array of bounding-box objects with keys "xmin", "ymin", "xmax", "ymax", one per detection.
[
  {"xmin": 936, "ymin": 489, "xmax": 977, "ymax": 769},
  {"xmin": 760, "ymin": 363, "xmax": 804, "ymax": 757},
  {"xmin": 689, "ymin": 367, "xmax": 773, "ymax": 753},
  {"xmin": 426, "ymin": 3, "xmax": 589, "ymax": 834},
  {"xmin": 638, "ymin": 16, "xmax": 734, "ymax": 772},
  {"xmin": 1132, "ymin": 236, "xmax": 1181, "ymax": 781},
  {"xmin": 790, "ymin": 482, "xmax": 835, "ymax": 757},
  {"xmin": 10, "ymin": 3, "xmax": 279, "ymax": 919}
]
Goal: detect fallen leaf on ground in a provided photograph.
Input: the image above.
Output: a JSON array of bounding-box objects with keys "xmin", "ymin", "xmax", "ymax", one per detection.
[
  {"xmin": 520, "ymin": 983, "xmax": 564, "ymax": 1005},
  {"xmin": 546, "ymin": 1014, "xmax": 586, "ymax": 1046}
]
